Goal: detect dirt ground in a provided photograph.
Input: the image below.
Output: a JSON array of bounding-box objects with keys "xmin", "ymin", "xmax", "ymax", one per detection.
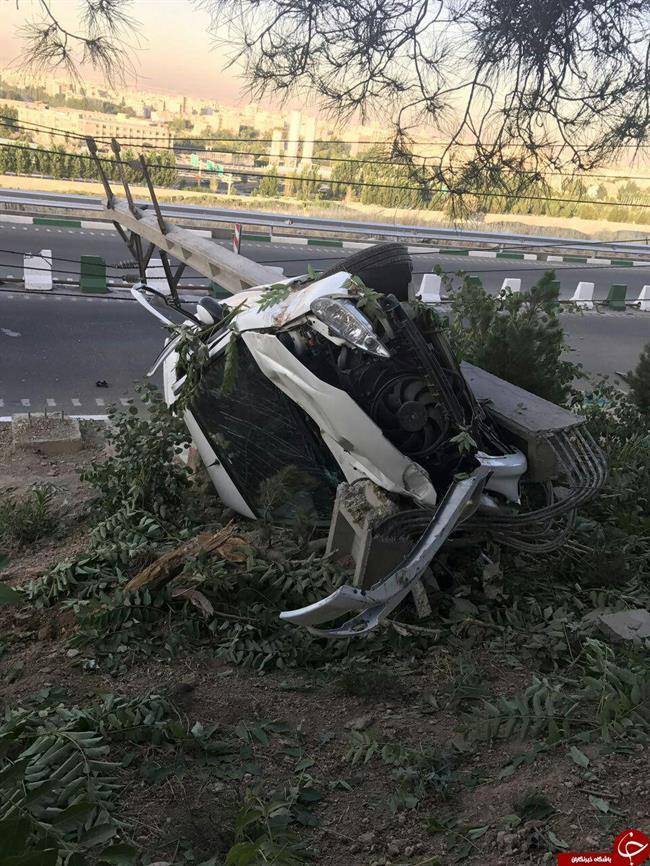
[{"xmin": 1, "ymin": 425, "xmax": 648, "ymax": 866}]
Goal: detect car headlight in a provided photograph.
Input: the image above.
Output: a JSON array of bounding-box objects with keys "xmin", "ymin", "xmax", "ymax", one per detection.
[{"xmin": 310, "ymin": 298, "xmax": 390, "ymax": 358}]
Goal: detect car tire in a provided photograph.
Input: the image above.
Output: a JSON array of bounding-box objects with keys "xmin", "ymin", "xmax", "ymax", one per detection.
[{"xmin": 318, "ymin": 242, "xmax": 413, "ymax": 300}]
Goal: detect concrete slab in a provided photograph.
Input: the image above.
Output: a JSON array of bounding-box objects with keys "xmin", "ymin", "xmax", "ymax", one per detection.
[
  {"xmin": 12, "ymin": 413, "xmax": 82, "ymax": 455},
  {"xmin": 598, "ymin": 609, "xmax": 650, "ymax": 643}
]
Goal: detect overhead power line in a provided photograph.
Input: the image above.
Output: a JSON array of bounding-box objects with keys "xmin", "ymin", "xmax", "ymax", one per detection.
[
  {"xmin": 5, "ymin": 115, "xmax": 650, "ymax": 187},
  {"xmin": 8, "ymin": 111, "xmax": 649, "ymax": 151},
  {"xmin": 5, "ymin": 121, "xmax": 650, "ymax": 214}
]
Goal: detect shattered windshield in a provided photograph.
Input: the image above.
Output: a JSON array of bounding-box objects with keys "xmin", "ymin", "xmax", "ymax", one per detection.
[{"xmin": 190, "ymin": 340, "xmax": 342, "ymax": 522}]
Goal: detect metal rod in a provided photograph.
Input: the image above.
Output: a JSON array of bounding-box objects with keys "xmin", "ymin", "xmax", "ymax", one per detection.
[
  {"xmin": 139, "ymin": 155, "xmax": 167, "ymax": 235},
  {"xmin": 159, "ymin": 249, "xmax": 180, "ymax": 305},
  {"xmin": 85, "ymin": 137, "xmax": 115, "ymax": 208},
  {"xmin": 110, "ymin": 138, "xmax": 139, "ymax": 217}
]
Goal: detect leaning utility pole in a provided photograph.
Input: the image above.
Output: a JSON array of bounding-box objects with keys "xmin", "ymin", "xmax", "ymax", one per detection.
[{"xmin": 86, "ymin": 137, "xmax": 279, "ymax": 296}]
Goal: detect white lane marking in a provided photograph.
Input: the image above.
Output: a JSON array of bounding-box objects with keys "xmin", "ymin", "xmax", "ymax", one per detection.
[
  {"xmin": 71, "ymin": 398, "xmax": 81, "ymax": 407},
  {"xmin": 21, "ymin": 398, "xmax": 30, "ymax": 407},
  {"xmin": 47, "ymin": 398, "xmax": 56, "ymax": 407},
  {"xmin": 95, "ymin": 397, "xmax": 105, "ymax": 406},
  {"xmin": 45, "ymin": 228, "xmax": 51, "ymax": 232},
  {"xmin": 0, "ymin": 399, "xmax": 4, "ymax": 407},
  {"xmin": 120, "ymin": 397, "xmax": 130, "ymax": 406},
  {"xmin": 1, "ymin": 328, "xmax": 20, "ymax": 337}
]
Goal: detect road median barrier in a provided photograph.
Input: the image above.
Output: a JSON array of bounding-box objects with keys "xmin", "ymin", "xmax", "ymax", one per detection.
[
  {"xmin": 637, "ymin": 286, "xmax": 650, "ymax": 312},
  {"xmin": 570, "ymin": 282, "xmax": 595, "ymax": 310},
  {"xmin": 145, "ymin": 258, "xmax": 169, "ymax": 295},
  {"xmin": 80, "ymin": 255, "xmax": 108, "ymax": 294},
  {"xmin": 501, "ymin": 277, "xmax": 522, "ymax": 292},
  {"xmin": 606, "ymin": 284, "xmax": 627, "ymax": 311},
  {"xmin": 24, "ymin": 250, "xmax": 52, "ymax": 291}
]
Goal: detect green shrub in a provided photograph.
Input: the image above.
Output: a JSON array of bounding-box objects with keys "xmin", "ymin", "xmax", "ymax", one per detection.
[
  {"xmin": 81, "ymin": 384, "xmax": 192, "ymax": 524},
  {"xmin": 0, "ymin": 483, "xmax": 57, "ymax": 552},
  {"xmin": 627, "ymin": 342, "xmax": 650, "ymax": 414},
  {"xmin": 448, "ymin": 270, "xmax": 581, "ymax": 404}
]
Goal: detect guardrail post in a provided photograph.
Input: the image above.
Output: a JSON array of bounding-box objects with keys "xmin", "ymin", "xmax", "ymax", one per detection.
[
  {"xmin": 570, "ymin": 281, "xmax": 595, "ymax": 310},
  {"xmin": 80, "ymin": 255, "xmax": 107, "ymax": 293},
  {"xmin": 24, "ymin": 249, "xmax": 52, "ymax": 291},
  {"xmin": 637, "ymin": 285, "xmax": 650, "ymax": 312},
  {"xmin": 416, "ymin": 273, "xmax": 442, "ymax": 304},
  {"xmin": 606, "ymin": 284, "xmax": 627, "ymax": 311}
]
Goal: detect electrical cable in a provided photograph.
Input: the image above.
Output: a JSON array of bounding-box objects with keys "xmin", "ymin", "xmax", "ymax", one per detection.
[
  {"xmin": 5, "ymin": 115, "xmax": 650, "ymax": 184},
  {"xmin": 6, "ymin": 113, "xmax": 649, "ymax": 151},
  {"xmin": 5, "ymin": 136, "xmax": 650, "ymax": 212}
]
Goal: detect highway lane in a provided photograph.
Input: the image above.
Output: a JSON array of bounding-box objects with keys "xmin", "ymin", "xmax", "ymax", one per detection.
[
  {"xmin": 3, "ymin": 223, "xmax": 650, "ymax": 298},
  {"xmin": 0, "ymin": 292, "xmax": 165, "ymax": 414},
  {"xmin": 0, "ymin": 222, "xmax": 648, "ymax": 414},
  {"xmin": 1, "ymin": 289, "xmax": 647, "ymax": 415}
]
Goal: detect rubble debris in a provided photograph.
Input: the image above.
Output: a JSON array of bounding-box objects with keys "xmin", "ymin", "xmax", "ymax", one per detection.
[
  {"xmin": 12, "ymin": 413, "xmax": 82, "ymax": 456},
  {"xmin": 598, "ymin": 609, "xmax": 650, "ymax": 643},
  {"xmin": 344, "ymin": 714, "xmax": 374, "ymax": 731}
]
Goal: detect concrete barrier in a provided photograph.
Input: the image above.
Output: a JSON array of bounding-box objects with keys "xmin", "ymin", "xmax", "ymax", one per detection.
[
  {"xmin": 606, "ymin": 284, "xmax": 627, "ymax": 311},
  {"xmin": 570, "ymin": 281, "xmax": 595, "ymax": 310},
  {"xmin": 501, "ymin": 277, "xmax": 522, "ymax": 292},
  {"xmin": 637, "ymin": 286, "xmax": 650, "ymax": 312},
  {"xmin": 80, "ymin": 255, "xmax": 107, "ymax": 293},
  {"xmin": 146, "ymin": 258, "xmax": 170, "ymax": 295},
  {"xmin": 417, "ymin": 273, "xmax": 442, "ymax": 303},
  {"xmin": 23, "ymin": 249, "xmax": 52, "ymax": 291}
]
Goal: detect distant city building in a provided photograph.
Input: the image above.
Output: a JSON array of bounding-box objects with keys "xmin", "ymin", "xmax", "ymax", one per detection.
[
  {"xmin": 269, "ymin": 129, "xmax": 284, "ymax": 164},
  {"xmin": 0, "ymin": 98, "xmax": 173, "ymax": 149},
  {"xmin": 0, "ymin": 68, "xmax": 337, "ymax": 164},
  {"xmin": 286, "ymin": 110, "xmax": 302, "ymax": 168},
  {"xmin": 301, "ymin": 116, "xmax": 317, "ymax": 165}
]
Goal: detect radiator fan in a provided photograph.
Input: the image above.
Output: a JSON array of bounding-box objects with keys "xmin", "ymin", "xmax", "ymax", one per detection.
[{"xmin": 369, "ymin": 373, "xmax": 450, "ymax": 458}]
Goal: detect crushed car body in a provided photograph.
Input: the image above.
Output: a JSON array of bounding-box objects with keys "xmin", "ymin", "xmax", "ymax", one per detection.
[{"xmin": 131, "ymin": 243, "xmax": 607, "ymax": 637}]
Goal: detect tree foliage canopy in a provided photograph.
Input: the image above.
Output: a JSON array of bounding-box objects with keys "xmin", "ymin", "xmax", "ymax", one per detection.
[{"xmin": 15, "ymin": 1, "xmax": 650, "ymax": 196}]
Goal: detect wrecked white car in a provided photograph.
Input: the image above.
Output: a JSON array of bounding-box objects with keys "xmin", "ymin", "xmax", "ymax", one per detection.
[{"xmin": 132, "ymin": 244, "xmax": 606, "ymax": 639}]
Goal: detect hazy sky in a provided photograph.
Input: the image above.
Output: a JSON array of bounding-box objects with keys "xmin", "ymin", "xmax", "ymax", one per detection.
[{"xmin": 0, "ymin": 0, "xmax": 277, "ymax": 105}]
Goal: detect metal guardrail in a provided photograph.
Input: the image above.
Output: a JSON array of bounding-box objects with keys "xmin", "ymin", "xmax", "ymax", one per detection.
[{"xmin": 2, "ymin": 188, "xmax": 650, "ymax": 259}]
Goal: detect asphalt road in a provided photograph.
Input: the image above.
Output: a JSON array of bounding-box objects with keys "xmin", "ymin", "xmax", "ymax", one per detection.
[
  {"xmin": 1, "ymin": 289, "xmax": 648, "ymax": 416},
  {"xmin": 0, "ymin": 224, "xmax": 648, "ymax": 415},
  {"xmin": 4, "ymin": 222, "xmax": 650, "ymax": 298}
]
